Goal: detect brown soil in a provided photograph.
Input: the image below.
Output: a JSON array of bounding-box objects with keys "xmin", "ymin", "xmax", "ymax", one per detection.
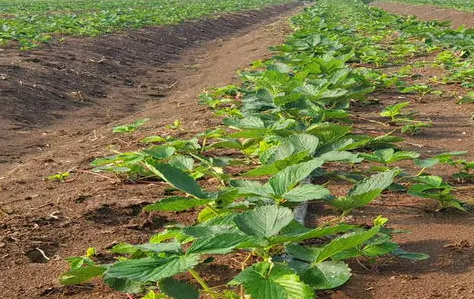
[
  {"xmin": 0, "ymin": 3, "xmax": 304, "ymax": 298},
  {"xmin": 372, "ymin": 1, "xmax": 474, "ymax": 28}
]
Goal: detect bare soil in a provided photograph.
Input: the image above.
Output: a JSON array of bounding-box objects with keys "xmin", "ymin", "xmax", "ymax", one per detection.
[{"xmin": 0, "ymin": 3, "xmax": 303, "ymax": 298}]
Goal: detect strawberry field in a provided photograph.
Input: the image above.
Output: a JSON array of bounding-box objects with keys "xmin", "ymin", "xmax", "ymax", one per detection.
[
  {"xmin": 1, "ymin": 0, "xmax": 474, "ymax": 299},
  {"xmin": 0, "ymin": 0, "xmax": 294, "ymax": 49}
]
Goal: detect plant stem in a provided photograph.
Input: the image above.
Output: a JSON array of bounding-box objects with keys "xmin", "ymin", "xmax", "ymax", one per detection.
[
  {"xmin": 355, "ymin": 258, "xmax": 370, "ymax": 271},
  {"xmin": 416, "ymin": 167, "xmax": 426, "ymax": 177},
  {"xmin": 353, "ymin": 115, "xmax": 389, "ymax": 127},
  {"xmin": 241, "ymin": 252, "xmax": 253, "ymax": 271},
  {"xmin": 189, "ymin": 269, "xmax": 218, "ymax": 299},
  {"xmin": 205, "ymin": 203, "xmax": 219, "ymax": 216},
  {"xmin": 201, "ymin": 138, "xmax": 207, "ymax": 154}
]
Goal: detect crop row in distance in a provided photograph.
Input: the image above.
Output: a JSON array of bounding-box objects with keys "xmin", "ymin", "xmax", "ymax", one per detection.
[
  {"xmin": 379, "ymin": 0, "xmax": 474, "ymax": 12},
  {"xmin": 0, "ymin": 0, "xmax": 295, "ymax": 49},
  {"xmin": 55, "ymin": 0, "xmax": 474, "ymax": 298}
]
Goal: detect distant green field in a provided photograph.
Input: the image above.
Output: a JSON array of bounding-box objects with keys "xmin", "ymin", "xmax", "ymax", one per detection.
[
  {"xmin": 384, "ymin": 0, "xmax": 474, "ymax": 12},
  {"xmin": 0, "ymin": 0, "xmax": 295, "ymax": 49}
]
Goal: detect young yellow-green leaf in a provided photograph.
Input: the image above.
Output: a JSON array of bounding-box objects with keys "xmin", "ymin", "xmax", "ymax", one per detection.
[
  {"xmin": 141, "ymin": 290, "xmax": 161, "ymax": 299},
  {"xmin": 230, "ymin": 262, "xmax": 314, "ymax": 299},
  {"xmin": 60, "ymin": 266, "xmax": 106, "ymax": 285}
]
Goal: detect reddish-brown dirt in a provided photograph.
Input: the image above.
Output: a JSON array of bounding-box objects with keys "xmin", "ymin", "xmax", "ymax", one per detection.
[
  {"xmin": 0, "ymin": 3, "xmax": 304, "ymax": 298},
  {"xmin": 373, "ymin": 1, "xmax": 474, "ymax": 28}
]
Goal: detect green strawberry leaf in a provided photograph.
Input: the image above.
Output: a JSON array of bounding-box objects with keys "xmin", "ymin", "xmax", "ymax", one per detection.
[
  {"xmin": 144, "ymin": 196, "xmax": 212, "ymax": 212},
  {"xmin": 269, "ymin": 159, "xmax": 325, "ymax": 196},
  {"xmin": 234, "ymin": 205, "xmax": 293, "ymax": 238},
  {"xmin": 282, "ymin": 184, "xmax": 330, "ymax": 202},
  {"xmin": 159, "ymin": 278, "xmax": 199, "ymax": 299},
  {"xmin": 60, "ymin": 266, "xmax": 106, "ymax": 285},
  {"xmin": 105, "ymin": 254, "xmax": 200, "ymax": 282},
  {"xmin": 317, "ymin": 226, "xmax": 380, "ymax": 262},
  {"xmin": 230, "ymin": 262, "xmax": 314, "ymax": 299},
  {"xmin": 145, "ymin": 162, "xmax": 208, "ymax": 199}
]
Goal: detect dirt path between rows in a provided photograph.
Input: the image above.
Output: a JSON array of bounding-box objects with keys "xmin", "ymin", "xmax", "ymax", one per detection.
[
  {"xmin": 0, "ymin": 4, "xmax": 303, "ymax": 298},
  {"xmin": 373, "ymin": 1, "xmax": 474, "ymax": 28}
]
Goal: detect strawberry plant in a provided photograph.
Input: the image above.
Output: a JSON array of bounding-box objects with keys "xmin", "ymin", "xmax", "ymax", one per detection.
[
  {"xmin": 113, "ymin": 118, "xmax": 149, "ymax": 134},
  {"xmin": 61, "ymin": 207, "xmax": 416, "ymax": 298},
  {"xmin": 58, "ymin": 0, "xmax": 474, "ymax": 297},
  {"xmin": 409, "ymin": 175, "xmax": 466, "ymax": 211}
]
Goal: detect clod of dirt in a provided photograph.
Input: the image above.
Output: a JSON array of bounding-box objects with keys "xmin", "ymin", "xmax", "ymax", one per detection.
[
  {"xmin": 444, "ymin": 240, "xmax": 471, "ymax": 249},
  {"xmin": 40, "ymin": 284, "xmax": 94, "ymax": 297},
  {"xmin": 84, "ymin": 204, "xmax": 143, "ymax": 226},
  {"xmin": 24, "ymin": 239, "xmax": 60, "ymax": 263},
  {"xmin": 1, "ymin": 205, "xmax": 14, "ymax": 214},
  {"xmin": 74, "ymin": 194, "xmax": 92, "ymax": 203},
  {"xmin": 83, "ymin": 203, "xmax": 167, "ymax": 230},
  {"xmin": 24, "ymin": 248, "xmax": 50, "ymax": 263},
  {"xmin": 125, "ymin": 213, "xmax": 168, "ymax": 231}
]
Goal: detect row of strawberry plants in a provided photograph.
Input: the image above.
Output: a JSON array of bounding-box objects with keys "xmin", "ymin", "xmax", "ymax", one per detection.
[
  {"xmin": 380, "ymin": 0, "xmax": 474, "ymax": 12},
  {"xmin": 0, "ymin": 0, "xmax": 296, "ymax": 49},
  {"xmin": 58, "ymin": 1, "xmax": 473, "ymax": 298}
]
